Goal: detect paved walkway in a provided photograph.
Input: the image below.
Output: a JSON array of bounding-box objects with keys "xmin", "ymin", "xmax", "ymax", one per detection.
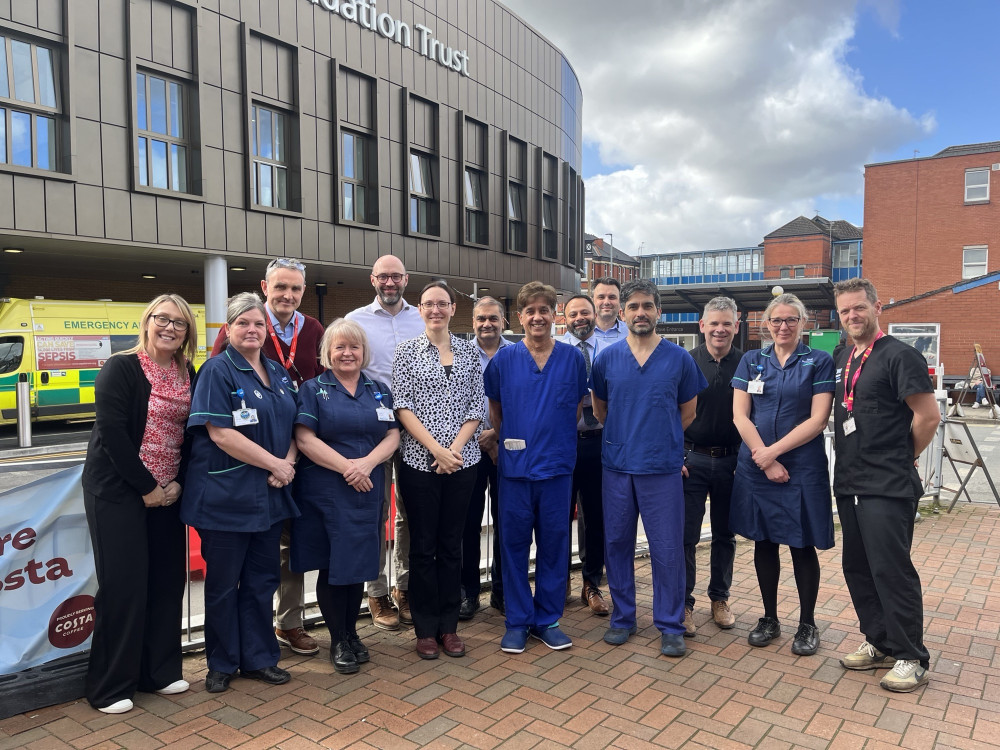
[{"xmin": 3, "ymin": 503, "xmax": 999, "ymax": 749}]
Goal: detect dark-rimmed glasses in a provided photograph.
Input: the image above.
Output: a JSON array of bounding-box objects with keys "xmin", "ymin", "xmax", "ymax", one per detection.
[
  {"xmin": 151, "ymin": 314, "xmax": 189, "ymax": 331},
  {"xmin": 767, "ymin": 317, "xmax": 801, "ymax": 328}
]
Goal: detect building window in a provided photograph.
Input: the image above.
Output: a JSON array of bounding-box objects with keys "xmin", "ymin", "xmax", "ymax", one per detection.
[
  {"xmin": 507, "ymin": 182, "xmax": 526, "ymax": 253},
  {"xmin": 409, "ymin": 150, "xmax": 438, "ymax": 235},
  {"xmin": 833, "ymin": 241, "xmax": 861, "ymax": 267},
  {"xmin": 341, "ymin": 130, "xmax": 373, "ymax": 223},
  {"xmin": 464, "ymin": 166, "xmax": 486, "ymax": 244},
  {"xmin": 541, "ymin": 153, "xmax": 558, "ymax": 260},
  {"xmin": 251, "ymin": 104, "xmax": 288, "ymax": 209},
  {"xmin": 136, "ymin": 72, "xmax": 189, "ymax": 192},
  {"xmin": 963, "ymin": 245, "xmax": 988, "ymax": 279},
  {"xmin": 888, "ymin": 323, "xmax": 939, "ymax": 366},
  {"xmin": 0, "ymin": 35, "xmax": 59, "ymax": 171},
  {"xmin": 965, "ymin": 169, "xmax": 990, "ymax": 203}
]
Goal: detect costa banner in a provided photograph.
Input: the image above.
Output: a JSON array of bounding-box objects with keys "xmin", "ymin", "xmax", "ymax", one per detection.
[{"xmin": 0, "ymin": 466, "xmax": 96, "ymax": 675}]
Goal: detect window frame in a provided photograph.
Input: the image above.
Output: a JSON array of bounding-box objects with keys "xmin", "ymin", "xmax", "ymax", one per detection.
[
  {"xmin": 339, "ymin": 128, "xmax": 375, "ymax": 225},
  {"xmin": 250, "ymin": 102, "xmax": 291, "ymax": 211},
  {"xmin": 403, "ymin": 89, "xmax": 440, "ymax": 238},
  {"xmin": 503, "ymin": 133, "xmax": 528, "ymax": 255},
  {"xmin": 963, "ymin": 245, "xmax": 988, "ymax": 279},
  {"xmin": 0, "ymin": 33, "xmax": 62, "ymax": 173},
  {"xmin": 965, "ymin": 168, "xmax": 990, "ymax": 203},
  {"xmin": 334, "ymin": 62, "xmax": 379, "ymax": 228},
  {"xmin": 538, "ymin": 150, "xmax": 559, "ymax": 262},
  {"xmin": 135, "ymin": 70, "xmax": 191, "ymax": 193},
  {"xmin": 458, "ymin": 112, "xmax": 489, "ymax": 248}
]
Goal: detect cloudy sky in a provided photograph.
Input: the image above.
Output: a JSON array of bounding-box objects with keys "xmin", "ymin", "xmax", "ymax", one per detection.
[{"xmin": 501, "ymin": 0, "xmax": 999, "ymax": 256}]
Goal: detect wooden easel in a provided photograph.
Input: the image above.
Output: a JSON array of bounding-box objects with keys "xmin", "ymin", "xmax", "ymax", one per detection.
[{"xmin": 949, "ymin": 344, "xmax": 998, "ymax": 418}]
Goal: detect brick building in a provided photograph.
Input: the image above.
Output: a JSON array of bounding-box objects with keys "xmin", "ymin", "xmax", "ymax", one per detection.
[
  {"xmin": 581, "ymin": 233, "xmax": 640, "ymax": 291},
  {"xmin": 864, "ymin": 142, "xmax": 1000, "ymax": 372}
]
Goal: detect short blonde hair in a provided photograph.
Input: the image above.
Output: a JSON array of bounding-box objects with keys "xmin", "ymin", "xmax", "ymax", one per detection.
[
  {"xmin": 760, "ymin": 293, "xmax": 808, "ymax": 340},
  {"xmin": 122, "ymin": 293, "xmax": 198, "ymax": 381},
  {"xmin": 319, "ymin": 318, "xmax": 371, "ymax": 371}
]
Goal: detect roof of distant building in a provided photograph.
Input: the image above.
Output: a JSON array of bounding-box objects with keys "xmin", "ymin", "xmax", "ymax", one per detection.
[
  {"xmin": 583, "ymin": 233, "xmax": 639, "ymax": 266},
  {"xmin": 764, "ymin": 215, "xmax": 863, "ymax": 242},
  {"xmin": 867, "ymin": 141, "xmax": 1000, "ymax": 168}
]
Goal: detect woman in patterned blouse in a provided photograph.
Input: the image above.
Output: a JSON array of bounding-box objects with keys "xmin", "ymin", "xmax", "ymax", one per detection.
[
  {"xmin": 81, "ymin": 294, "xmax": 198, "ymax": 714},
  {"xmin": 392, "ymin": 281, "xmax": 485, "ymax": 660}
]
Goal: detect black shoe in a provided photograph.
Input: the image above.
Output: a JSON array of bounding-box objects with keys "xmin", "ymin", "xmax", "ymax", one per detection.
[
  {"xmin": 459, "ymin": 596, "xmax": 480, "ymax": 621},
  {"xmin": 331, "ymin": 641, "xmax": 360, "ymax": 674},
  {"xmin": 791, "ymin": 623, "xmax": 819, "ymax": 656},
  {"xmin": 205, "ymin": 670, "xmax": 232, "ymax": 693},
  {"xmin": 489, "ymin": 592, "xmax": 505, "ymax": 615},
  {"xmin": 346, "ymin": 634, "xmax": 369, "ymax": 664},
  {"xmin": 747, "ymin": 617, "xmax": 781, "ymax": 648},
  {"xmin": 240, "ymin": 665, "xmax": 291, "ymax": 685}
]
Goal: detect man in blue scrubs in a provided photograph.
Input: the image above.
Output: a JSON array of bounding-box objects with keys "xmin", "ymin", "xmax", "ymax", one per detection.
[
  {"xmin": 591, "ymin": 279, "xmax": 706, "ymax": 658},
  {"xmin": 484, "ymin": 282, "xmax": 588, "ymax": 654}
]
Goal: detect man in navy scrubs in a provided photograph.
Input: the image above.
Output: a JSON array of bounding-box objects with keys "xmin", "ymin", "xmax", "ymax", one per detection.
[
  {"xmin": 484, "ymin": 282, "xmax": 588, "ymax": 654},
  {"xmin": 833, "ymin": 278, "xmax": 940, "ymax": 692},
  {"xmin": 591, "ymin": 279, "xmax": 706, "ymax": 658}
]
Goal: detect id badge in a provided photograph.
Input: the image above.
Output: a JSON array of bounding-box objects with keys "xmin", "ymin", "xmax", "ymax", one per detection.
[
  {"xmin": 843, "ymin": 416, "xmax": 856, "ymax": 436},
  {"xmin": 233, "ymin": 407, "xmax": 259, "ymax": 426},
  {"xmin": 748, "ymin": 380, "xmax": 764, "ymax": 395},
  {"xmin": 376, "ymin": 407, "xmax": 395, "ymax": 422}
]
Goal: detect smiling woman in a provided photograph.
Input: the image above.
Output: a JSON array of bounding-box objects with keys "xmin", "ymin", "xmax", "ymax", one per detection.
[{"xmin": 81, "ymin": 294, "xmax": 198, "ymax": 714}]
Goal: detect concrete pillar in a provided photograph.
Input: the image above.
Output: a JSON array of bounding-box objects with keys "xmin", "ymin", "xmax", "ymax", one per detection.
[{"xmin": 204, "ymin": 255, "xmax": 228, "ymax": 351}]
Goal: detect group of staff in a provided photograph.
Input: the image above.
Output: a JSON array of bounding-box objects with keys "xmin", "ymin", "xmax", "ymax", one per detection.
[{"xmin": 80, "ymin": 264, "xmax": 939, "ymax": 714}]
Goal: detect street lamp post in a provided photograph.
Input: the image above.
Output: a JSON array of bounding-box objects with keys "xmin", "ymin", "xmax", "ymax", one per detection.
[{"xmin": 605, "ymin": 232, "xmax": 614, "ymax": 282}]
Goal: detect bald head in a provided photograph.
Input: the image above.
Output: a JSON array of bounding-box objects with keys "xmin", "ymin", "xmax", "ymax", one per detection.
[{"xmin": 370, "ymin": 254, "xmax": 409, "ymax": 310}]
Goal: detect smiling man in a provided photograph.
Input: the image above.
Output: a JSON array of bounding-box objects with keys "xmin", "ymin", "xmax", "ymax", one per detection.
[
  {"xmin": 210, "ymin": 258, "xmax": 323, "ymax": 659},
  {"xmin": 681, "ymin": 297, "xmax": 742, "ymax": 637},
  {"xmin": 560, "ymin": 294, "xmax": 610, "ymax": 616},
  {"xmin": 592, "ymin": 277, "xmax": 625, "ymax": 343},
  {"xmin": 832, "ymin": 278, "xmax": 940, "ymax": 693},
  {"xmin": 591, "ymin": 279, "xmax": 706, "ymax": 658},
  {"xmin": 484, "ymin": 282, "xmax": 589, "ymax": 654},
  {"xmin": 346, "ymin": 255, "xmax": 426, "ymax": 632}
]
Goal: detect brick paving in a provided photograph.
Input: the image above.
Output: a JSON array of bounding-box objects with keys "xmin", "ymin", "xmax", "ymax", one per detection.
[{"xmin": 3, "ymin": 504, "xmax": 1000, "ymax": 749}]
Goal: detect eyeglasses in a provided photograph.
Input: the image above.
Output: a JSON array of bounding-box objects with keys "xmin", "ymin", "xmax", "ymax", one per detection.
[
  {"xmin": 374, "ymin": 273, "xmax": 405, "ymax": 283},
  {"xmin": 267, "ymin": 258, "xmax": 306, "ymax": 272},
  {"xmin": 151, "ymin": 314, "xmax": 189, "ymax": 331},
  {"xmin": 767, "ymin": 317, "xmax": 801, "ymax": 328},
  {"xmin": 420, "ymin": 301, "xmax": 453, "ymax": 310}
]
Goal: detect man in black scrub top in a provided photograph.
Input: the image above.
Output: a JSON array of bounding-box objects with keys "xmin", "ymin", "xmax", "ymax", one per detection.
[
  {"xmin": 832, "ymin": 278, "xmax": 941, "ymax": 693},
  {"xmin": 681, "ymin": 297, "xmax": 742, "ymax": 636}
]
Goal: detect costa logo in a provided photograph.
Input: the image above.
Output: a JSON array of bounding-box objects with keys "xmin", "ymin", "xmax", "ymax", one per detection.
[{"xmin": 48, "ymin": 595, "xmax": 96, "ymax": 649}]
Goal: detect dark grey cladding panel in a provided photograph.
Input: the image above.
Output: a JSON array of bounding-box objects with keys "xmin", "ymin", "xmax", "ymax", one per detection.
[
  {"xmin": 76, "ymin": 0, "xmax": 99, "ymax": 51},
  {"xmin": 44, "ymin": 181, "xmax": 75, "ymax": 236},
  {"xmin": 205, "ymin": 203, "xmax": 227, "ymax": 249},
  {"xmin": 131, "ymin": 193, "xmax": 157, "ymax": 243},
  {"xmin": 100, "ymin": 124, "xmax": 130, "ymax": 190},
  {"xmin": 99, "ymin": 54, "xmax": 128, "ymax": 128},
  {"xmin": 99, "ymin": 0, "xmax": 126, "ymax": 58},
  {"xmin": 181, "ymin": 201, "xmax": 206, "ymax": 249},
  {"xmin": 156, "ymin": 195, "xmax": 183, "ymax": 246},
  {"xmin": 75, "ymin": 48, "xmax": 102, "ymax": 121}
]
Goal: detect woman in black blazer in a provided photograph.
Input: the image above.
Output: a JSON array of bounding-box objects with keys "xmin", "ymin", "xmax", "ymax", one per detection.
[{"xmin": 81, "ymin": 294, "xmax": 198, "ymax": 714}]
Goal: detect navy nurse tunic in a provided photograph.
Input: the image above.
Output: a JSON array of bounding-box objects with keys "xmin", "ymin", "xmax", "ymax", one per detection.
[
  {"xmin": 291, "ymin": 371, "xmax": 394, "ymax": 585},
  {"xmin": 730, "ymin": 343, "xmax": 836, "ymax": 549},
  {"xmin": 182, "ymin": 347, "xmax": 299, "ymax": 532}
]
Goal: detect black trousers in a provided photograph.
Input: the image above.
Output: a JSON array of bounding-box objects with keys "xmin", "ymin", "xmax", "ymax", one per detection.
[
  {"xmin": 682, "ymin": 451, "xmax": 737, "ymax": 609},
  {"xmin": 837, "ymin": 494, "xmax": 930, "ymax": 668},
  {"xmin": 571, "ymin": 434, "xmax": 605, "ymax": 587},
  {"xmin": 315, "ymin": 575, "xmax": 364, "ymax": 642},
  {"xmin": 399, "ymin": 463, "xmax": 477, "ymax": 639},
  {"xmin": 84, "ymin": 490, "xmax": 186, "ymax": 709},
  {"xmin": 461, "ymin": 454, "xmax": 500, "ymax": 600}
]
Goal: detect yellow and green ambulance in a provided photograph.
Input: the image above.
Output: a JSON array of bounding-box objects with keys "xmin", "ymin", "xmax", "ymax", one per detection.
[{"xmin": 0, "ymin": 298, "xmax": 207, "ymax": 426}]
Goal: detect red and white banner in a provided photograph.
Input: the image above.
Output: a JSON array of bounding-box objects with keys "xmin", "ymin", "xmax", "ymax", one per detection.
[{"xmin": 0, "ymin": 466, "xmax": 96, "ymax": 675}]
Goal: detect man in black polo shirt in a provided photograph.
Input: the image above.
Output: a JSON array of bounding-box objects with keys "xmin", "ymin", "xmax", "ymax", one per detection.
[
  {"xmin": 833, "ymin": 278, "xmax": 940, "ymax": 693},
  {"xmin": 682, "ymin": 297, "xmax": 742, "ymax": 636}
]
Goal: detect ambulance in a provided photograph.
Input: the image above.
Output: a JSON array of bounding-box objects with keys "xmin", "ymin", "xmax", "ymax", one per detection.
[{"xmin": 0, "ymin": 298, "xmax": 207, "ymax": 426}]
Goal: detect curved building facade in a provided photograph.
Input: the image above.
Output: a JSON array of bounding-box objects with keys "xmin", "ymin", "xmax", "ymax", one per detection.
[{"xmin": 0, "ymin": 0, "xmax": 584, "ymax": 322}]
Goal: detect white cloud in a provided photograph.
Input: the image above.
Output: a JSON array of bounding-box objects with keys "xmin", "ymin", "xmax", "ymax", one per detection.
[{"xmin": 502, "ymin": 0, "xmax": 933, "ymax": 254}]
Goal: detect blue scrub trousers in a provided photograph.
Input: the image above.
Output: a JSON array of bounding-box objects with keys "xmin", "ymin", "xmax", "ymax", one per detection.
[
  {"xmin": 499, "ymin": 474, "xmax": 572, "ymax": 630},
  {"xmin": 603, "ymin": 469, "xmax": 685, "ymax": 635},
  {"xmin": 198, "ymin": 521, "xmax": 284, "ymax": 674}
]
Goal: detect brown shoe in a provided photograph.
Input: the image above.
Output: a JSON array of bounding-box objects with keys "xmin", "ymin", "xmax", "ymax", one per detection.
[
  {"xmin": 683, "ymin": 606, "xmax": 696, "ymax": 638},
  {"xmin": 416, "ymin": 637, "xmax": 439, "ymax": 660},
  {"xmin": 392, "ymin": 587, "xmax": 413, "ymax": 626},
  {"xmin": 369, "ymin": 595, "xmax": 400, "ymax": 631},
  {"xmin": 711, "ymin": 600, "xmax": 735, "ymax": 629},
  {"xmin": 581, "ymin": 584, "xmax": 610, "ymax": 616},
  {"xmin": 275, "ymin": 626, "xmax": 319, "ymax": 655},
  {"xmin": 439, "ymin": 632, "xmax": 466, "ymax": 657}
]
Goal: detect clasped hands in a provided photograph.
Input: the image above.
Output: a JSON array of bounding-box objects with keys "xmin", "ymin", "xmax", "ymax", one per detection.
[
  {"xmin": 142, "ymin": 481, "xmax": 182, "ymax": 508},
  {"xmin": 431, "ymin": 444, "xmax": 464, "ymax": 475},
  {"xmin": 267, "ymin": 458, "xmax": 296, "ymax": 489},
  {"xmin": 751, "ymin": 445, "xmax": 789, "ymax": 484}
]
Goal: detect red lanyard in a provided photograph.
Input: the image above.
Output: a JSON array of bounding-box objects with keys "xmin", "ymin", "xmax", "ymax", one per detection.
[
  {"xmin": 842, "ymin": 330, "xmax": 883, "ymax": 413},
  {"xmin": 266, "ymin": 314, "xmax": 299, "ymax": 372}
]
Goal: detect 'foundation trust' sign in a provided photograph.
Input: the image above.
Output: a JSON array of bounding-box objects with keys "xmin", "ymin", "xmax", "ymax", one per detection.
[{"xmin": 306, "ymin": 0, "xmax": 471, "ymax": 77}]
